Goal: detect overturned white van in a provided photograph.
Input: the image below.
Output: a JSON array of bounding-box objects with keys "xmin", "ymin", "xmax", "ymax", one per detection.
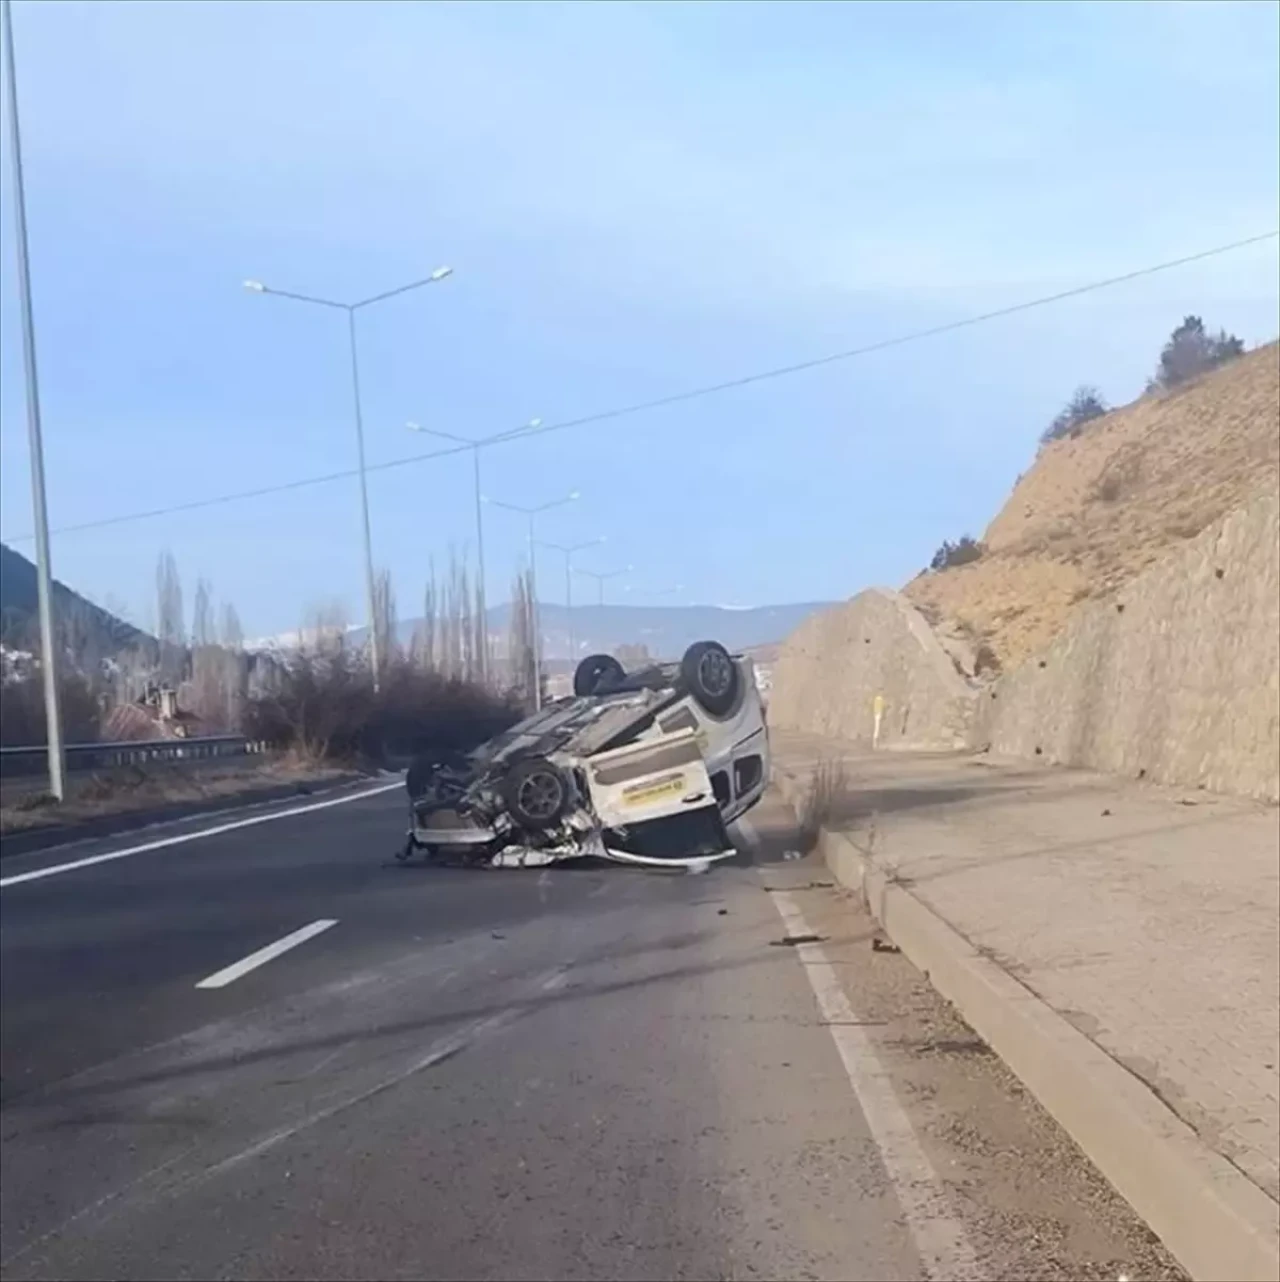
[{"xmin": 398, "ymin": 641, "xmax": 769, "ymax": 869}]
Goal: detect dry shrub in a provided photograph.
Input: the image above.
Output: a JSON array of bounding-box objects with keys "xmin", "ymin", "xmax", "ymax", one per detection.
[
  {"xmin": 973, "ymin": 643, "xmax": 1002, "ymax": 677},
  {"xmin": 798, "ymin": 758, "xmax": 850, "ymax": 853},
  {"xmin": 8, "ymin": 790, "xmax": 56, "ymax": 812},
  {"xmin": 1090, "ymin": 449, "xmax": 1143, "ymax": 505},
  {"xmin": 243, "ymin": 649, "xmax": 519, "ymax": 765},
  {"xmin": 1094, "ymin": 473, "xmax": 1124, "ymax": 503},
  {"xmin": 77, "ymin": 766, "xmax": 150, "ymax": 802},
  {"xmin": 0, "ymin": 670, "xmax": 102, "ymax": 746}
]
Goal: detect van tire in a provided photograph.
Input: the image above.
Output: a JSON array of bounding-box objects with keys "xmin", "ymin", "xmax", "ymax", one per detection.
[
  {"xmin": 574, "ymin": 653, "xmax": 626, "ymax": 697},
  {"xmin": 503, "ymin": 757, "xmax": 570, "ymax": 829},
  {"xmin": 681, "ymin": 641, "xmax": 740, "ymax": 717}
]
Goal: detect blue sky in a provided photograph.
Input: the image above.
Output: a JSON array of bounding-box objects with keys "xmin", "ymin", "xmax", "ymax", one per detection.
[{"xmin": 1, "ymin": 0, "xmax": 1277, "ymax": 637}]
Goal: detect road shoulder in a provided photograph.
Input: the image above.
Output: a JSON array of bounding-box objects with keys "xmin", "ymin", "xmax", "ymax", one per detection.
[
  {"xmin": 745, "ymin": 790, "xmax": 1185, "ymax": 1282},
  {"xmin": 770, "ymin": 740, "xmax": 1280, "ymax": 1282}
]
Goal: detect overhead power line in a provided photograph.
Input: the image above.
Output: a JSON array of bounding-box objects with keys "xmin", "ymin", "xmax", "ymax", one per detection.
[{"xmin": 4, "ymin": 229, "xmax": 1276, "ymax": 544}]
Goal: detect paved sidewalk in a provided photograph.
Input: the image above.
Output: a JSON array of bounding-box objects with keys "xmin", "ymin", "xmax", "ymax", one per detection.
[{"xmin": 772, "ymin": 729, "xmax": 1279, "ymax": 1274}]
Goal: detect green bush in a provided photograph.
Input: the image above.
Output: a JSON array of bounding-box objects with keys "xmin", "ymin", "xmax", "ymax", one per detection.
[
  {"xmin": 1148, "ymin": 315, "xmax": 1244, "ymax": 392},
  {"xmin": 1041, "ymin": 386, "xmax": 1109, "ymax": 445},
  {"xmin": 929, "ymin": 535, "xmax": 985, "ymax": 573}
]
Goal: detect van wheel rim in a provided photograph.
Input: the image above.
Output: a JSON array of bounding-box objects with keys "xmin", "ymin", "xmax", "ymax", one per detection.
[
  {"xmin": 698, "ymin": 650, "xmax": 733, "ymax": 697},
  {"xmin": 518, "ymin": 772, "xmax": 563, "ymax": 819}
]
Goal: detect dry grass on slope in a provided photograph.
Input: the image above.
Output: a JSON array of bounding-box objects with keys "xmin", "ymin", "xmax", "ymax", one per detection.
[{"xmin": 905, "ymin": 342, "xmax": 1280, "ymax": 673}]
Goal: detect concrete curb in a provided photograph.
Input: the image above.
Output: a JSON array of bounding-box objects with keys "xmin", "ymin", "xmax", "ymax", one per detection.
[{"xmin": 775, "ymin": 766, "xmax": 1280, "ymax": 1282}]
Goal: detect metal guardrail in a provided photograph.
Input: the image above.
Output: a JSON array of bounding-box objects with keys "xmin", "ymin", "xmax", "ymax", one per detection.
[{"xmin": 0, "ymin": 735, "xmax": 264, "ymax": 779}]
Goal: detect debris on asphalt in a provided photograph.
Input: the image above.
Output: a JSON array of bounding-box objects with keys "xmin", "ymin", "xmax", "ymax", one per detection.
[
  {"xmin": 771, "ymin": 933, "xmax": 825, "ymax": 947},
  {"xmin": 872, "ymin": 937, "xmax": 901, "ymax": 953},
  {"xmin": 717, "ymin": 908, "xmax": 728, "ymax": 916}
]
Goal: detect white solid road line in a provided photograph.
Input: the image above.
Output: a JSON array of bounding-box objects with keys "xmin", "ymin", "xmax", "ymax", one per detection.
[
  {"xmin": 0, "ymin": 781, "xmax": 402, "ymax": 889},
  {"xmin": 736, "ymin": 817, "xmax": 981, "ymax": 1282},
  {"xmin": 194, "ymin": 919, "xmax": 339, "ymax": 990}
]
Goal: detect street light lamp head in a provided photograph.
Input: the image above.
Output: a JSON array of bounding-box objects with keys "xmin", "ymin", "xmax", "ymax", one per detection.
[
  {"xmin": 528, "ymin": 417, "xmax": 543, "ymax": 429},
  {"xmin": 430, "ymin": 266, "xmax": 454, "ymax": 282},
  {"xmin": 406, "ymin": 421, "xmax": 423, "ymax": 432},
  {"xmin": 568, "ymin": 490, "xmax": 581, "ymax": 501},
  {"xmin": 242, "ymin": 279, "xmax": 266, "ymax": 293}
]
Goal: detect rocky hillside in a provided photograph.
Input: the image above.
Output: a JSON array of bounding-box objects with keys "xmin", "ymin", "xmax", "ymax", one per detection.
[{"xmin": 905, "ymin": 342, "xmax": 1280, "ymax": 674}]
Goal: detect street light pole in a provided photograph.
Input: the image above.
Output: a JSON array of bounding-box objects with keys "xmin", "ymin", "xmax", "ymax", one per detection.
[
  {"xmin": 472, "ymin": 445, "xmax": 485, "ymax": 678},
  {"xmin": 575, "ymin": 565, "xmax": 631, "ymax": 608},
  {"xmin": 244, "ymin": 264, "xmax": 452, "ymax": 691},
  {"xmin": 526, "ymin": 513, "xmax": 541, "ymax": 706},
  {"xmin": 407, "ymin": 416, "xmax": 542, "ymax": 686},
  {"xmin": 485, "ymin": 490, "xmax": 579, "ymax": 711},
  {"xmin": 537, "ymin": 538, "xmax": 606, "ymax": 663},
  {"xmin": 3, "ymin": 0, "xmax": 65, "ymax": 800},
  {"xmin": 345, "ymin": 308, "xmax": 380, "ymax": 692}
]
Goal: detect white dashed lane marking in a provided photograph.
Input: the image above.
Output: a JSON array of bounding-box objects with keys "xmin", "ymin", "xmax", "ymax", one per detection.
[{"xmin": 194, "ymin": 919, "xmax": 340, "ymax": 990}]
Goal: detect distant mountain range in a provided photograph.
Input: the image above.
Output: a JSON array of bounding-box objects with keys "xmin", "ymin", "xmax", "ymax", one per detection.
[
  {"xmin": 0, "ymin": 541, "xmax": 829, "ymax": 670},
  {"xmin": 377, "ymin": 599, "xmax": 834, "ymax": 665},
  {"xmin": 0, "ymin": 543, "xmax": 151, "ymax": 658}
]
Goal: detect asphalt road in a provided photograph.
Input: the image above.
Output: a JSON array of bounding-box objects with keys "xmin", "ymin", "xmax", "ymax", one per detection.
[{"xmin": 1, "ymin": 783, "xmax": 1183, "ymax": 1282}]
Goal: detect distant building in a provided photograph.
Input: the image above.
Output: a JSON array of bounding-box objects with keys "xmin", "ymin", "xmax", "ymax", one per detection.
[{"xmin": 102, "ymin": 684, "xmax": 211, "ymax": 741}]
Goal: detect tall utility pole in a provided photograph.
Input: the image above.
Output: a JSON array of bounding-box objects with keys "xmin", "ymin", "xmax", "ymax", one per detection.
[
  {"xmin": 243, "ymin": 265, "xmax": 453, "ymax": 691},
  {"xmin": 537, "ymin": 538, "xmax": 605, "ymax": 663},
  {"xmin": 485, "ymin": 490, "xmax": 579, "ymax": 711},
  {"xmin": 406, "ymin": 415, "xmax": 542, "ymax": 686},
  {"xmin": 575, "ymin": 565, "xmax": 631, "ymax": 607},
  {"xmin": 3, "ymin": 0, "xmax": 64, "ymax": 799}
]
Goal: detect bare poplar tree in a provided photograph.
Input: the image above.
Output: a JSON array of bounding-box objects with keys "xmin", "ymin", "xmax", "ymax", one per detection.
[
  {"xmin": 111, "ymin": 644, "xmax": 153, "ymax": 708},
  {"xmin": 440, "ymin": 548, "xmax": 465, "ymax": 679},
  {"xmin": 443, "ymin": 556, "xmax": 459, "ymax": 682},
  {"xmin": 372, "ymin": 569, "xmax": 398, "ymax": 668},
  {"xmin": 474, "ymin": 579, "xmax": 488, "ymax": 687},
  {"xmin": 220, "ymin": 604, "xmax": 244, "ymax": 651},
  {"xmin": 508, "ymin": 568, "xmax": 536, "ymax": 703},
  {"xmin": 458, "ymin": 555, "xmax": 475, "ymax": 682},
  {"xmin": 155, "ymin": 551, "xmax": 186, "ymax": 684},
  {"xmin": 407, "ymin": 552, "xmax": 484, "ymax": 681},
  {"xmin": 191, "ymin": 578, "xmax": 215, "ymax": 649},
  {"xmin": 415, "ymin": 558, "xmax": 438, "ymax": 672},
  {"xmin": 302, "ymin": 600, "xmax": 348, "ymax": 655}
]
